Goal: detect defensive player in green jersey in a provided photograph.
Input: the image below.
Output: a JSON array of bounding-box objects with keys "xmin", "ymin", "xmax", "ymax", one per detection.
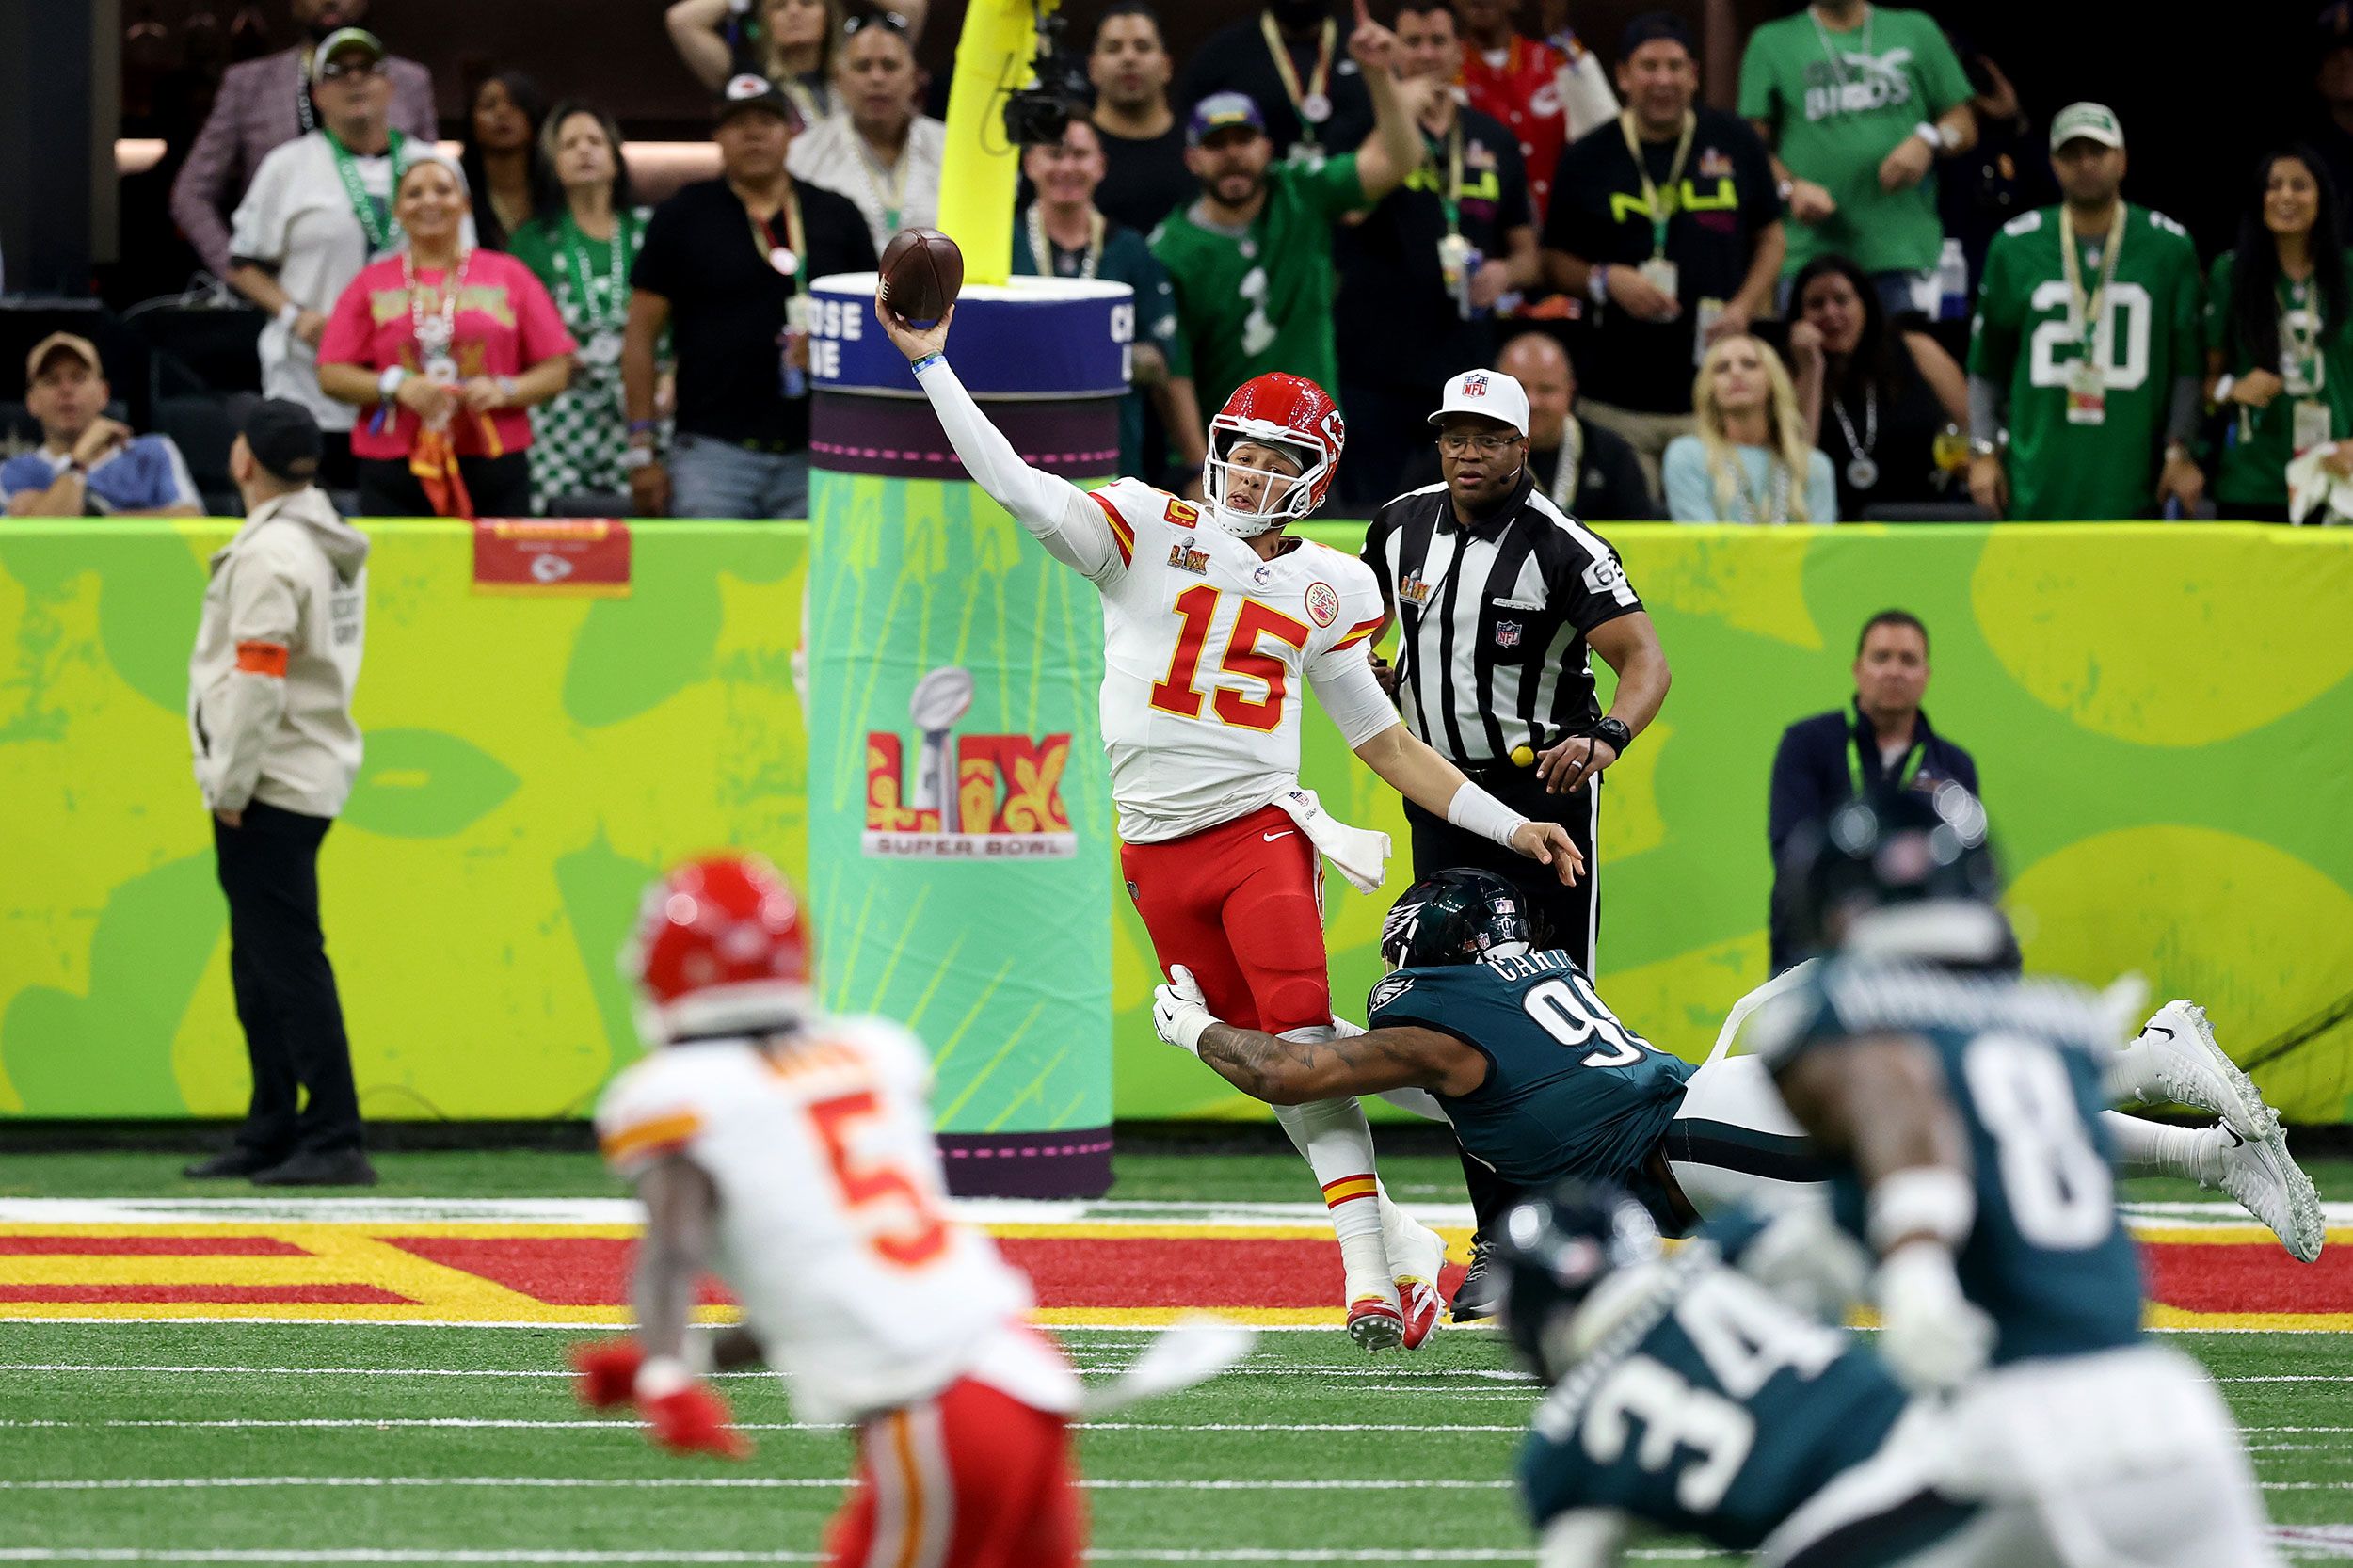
[
  {"xmin": 1967, "ymin": 103, "xmax": 2205, "ymax": 520},
  {"xmin": 1496, "ymin": 1179, "xmax": 2282, "ymax": 1568}
]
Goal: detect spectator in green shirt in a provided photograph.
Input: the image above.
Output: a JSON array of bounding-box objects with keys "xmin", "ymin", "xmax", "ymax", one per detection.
[
  {"xmin": 1738, "ymin": 1, "xmax": 1977, "ymax": 315},
  {"xmin": 2205, "ymin": 146, "xmax": 2353, "ymax": 521},
  {"xmin": 1149, "ymin": 14, "xmax": 1426, "ymax": 427}
]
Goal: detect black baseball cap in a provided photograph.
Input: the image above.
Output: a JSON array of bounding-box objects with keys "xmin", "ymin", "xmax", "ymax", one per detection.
[
  {"xmin": 244, "ymin": 398, "xmax": 324, "ymax": 482},
  {"xmin": 1620, "ymin": 11, "xmax": 1695, "ymax": 57},
  {"xmin": 717, "ymin": 72, "xmax": 800, "ymax": 129}
]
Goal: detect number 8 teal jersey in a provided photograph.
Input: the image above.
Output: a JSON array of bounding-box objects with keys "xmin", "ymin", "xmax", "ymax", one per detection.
[
  {"xmin": 1968, "ymin": 203, "xmax": 2202, "ymax": 520},
  {"xmin": 1751, "ymin": 957, "xmax": 2146, "ymax": 1364}
]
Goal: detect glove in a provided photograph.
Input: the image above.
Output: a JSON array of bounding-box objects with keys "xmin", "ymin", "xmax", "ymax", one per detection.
[
  {"xmin": 1872, "ymin": 1243, "xmax": 1994, "ymax": 1392},
  {"xmin": 638, "ymin": 1380, "xmax": 752, "ymax": 1461},
  {"xmin": 1153, "ymin": 965, "xmax": 1215, "ymax": 1055},
  {"xmin": 568, "ymin": 1337, "xmax": 644, "ymax": 1410}
]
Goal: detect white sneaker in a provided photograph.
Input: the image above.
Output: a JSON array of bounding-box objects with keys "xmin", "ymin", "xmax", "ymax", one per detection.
[
  {"xmin": 2132, "ymin": 1001, "xmax": 2276, "ymax": 1141},
  {"xmin": 2207, "ymin": 1122, "xmax": 2326, "ymax": 1264}
]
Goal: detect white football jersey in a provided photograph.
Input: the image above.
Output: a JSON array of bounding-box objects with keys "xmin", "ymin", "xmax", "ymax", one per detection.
[
  {"xmin": 1083, "ymin": 477, "xmax": 1391, "ymax": 841},
  {"xmin": 595, "ymin": 1019, "xmax": 1076, "ymax": 1425}
]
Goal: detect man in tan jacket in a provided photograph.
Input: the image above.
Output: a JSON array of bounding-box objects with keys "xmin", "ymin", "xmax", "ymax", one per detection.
[{"xmin": 184, "ymin": 401, "xmax": 376, "ymax": 1187}]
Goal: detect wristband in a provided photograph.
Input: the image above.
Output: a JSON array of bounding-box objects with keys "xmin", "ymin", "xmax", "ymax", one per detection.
[
  {"xmin": 276, "ymin": 300, "xmax": 303, "ymax": 329},
  {"xmin": 910, "ymin": 351, "xmax": 945, "ymax": 376},
  {"xmin": 1913, "ymin": 120, "xmax": 1945, "ymax": 152},
  {"xmin": 634, "ymin": 1353, "xmax": 692, "ymax": 1400},
  {"xmin": 621, "ymin": 446, "xmax": 658, "ymax": 471},
  {"xmin": 1444, "ymin": 779, "xmax": 1529, "ymax": 849},
  {"xmin": 1587, "ymin": 268, "xmax": 1609, "ymax": 306},
  {"xmin": 496, "ymin": 375, "xmax": 519, "ymax": 406},
  {"xmin": 1865, "ymin": 1165, "xmax": 1976, "ymax": 1256},
  {"xmin": 2211, "ymin": 375, "xmax": 2236, "ymax": 408},
  {"xmin": 1777, "ymin": 177, "xmax": 1796, "ymax": 202},
  {"xmin": 377, "ymin": 364, "xmax": 408, "ymax": 402},
  {"xmin": 627, "ymin": 418, "xmax": 658, "ymax": 435}
]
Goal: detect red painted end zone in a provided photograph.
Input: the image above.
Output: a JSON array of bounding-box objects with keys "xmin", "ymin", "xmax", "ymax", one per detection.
[
  {"xmin": 0, "ymin": 1237, "xmax": 307, "ymax": 1256},
  {"xmin": 2144, "ymin": 1240, "xmax": 2353, "ymax": 1314},
  {"xmin": 1, "ymin": 1284, "xmax": 415, "ymax": 1304}
]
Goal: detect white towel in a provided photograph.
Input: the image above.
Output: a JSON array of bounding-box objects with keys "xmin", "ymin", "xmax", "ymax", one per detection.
[
  {"xmin": 1270, "ymin": 787, "xmax": 1391, "ymax": 895},
  {"xmin": 2287, "ymin": 443, "xmax": 2353, "ymax": 524}
]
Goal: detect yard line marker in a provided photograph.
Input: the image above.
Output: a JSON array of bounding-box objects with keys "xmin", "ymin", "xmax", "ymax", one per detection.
[
  {"xmin": 0, "ymin": 1362, "xmax": 1537, "ymax": 1384},
  {"xmin": 0, "ymin": 1418, "xmax": 1526, "ymax": 1434},
  {"xmin": 0, "ymin": 1477, "xmax": 1513, "ymax": 1493}
]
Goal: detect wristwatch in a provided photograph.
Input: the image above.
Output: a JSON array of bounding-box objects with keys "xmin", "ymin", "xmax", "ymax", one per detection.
[
  {"xmin": 1913, "ymin": 120, "xmax": 1947, "ymax": 152},
  {"xmin": 1587, "ymin": 267, "xmax": 1610, "ymax": 305},
  {"xmin": 1968, "ymin": 436, "xmax": 2000, "ymax": 459},
  {"xmin": 1582, "ymin": 716, "xmax": 1634, "ymax": 756}
]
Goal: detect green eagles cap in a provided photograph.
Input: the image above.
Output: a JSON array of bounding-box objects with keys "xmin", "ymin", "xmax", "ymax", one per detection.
[
  {"xmin": 311, "ymin": 27, "xmax": 387, "ymax": 82},
  {"xmin": 2049, "ymin": 102, "xmax": 2123, "ymax": 152}
]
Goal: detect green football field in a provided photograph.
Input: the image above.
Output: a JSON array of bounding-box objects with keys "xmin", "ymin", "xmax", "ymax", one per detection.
[{"xmin": 4, "ymin": 1148, "xmax": 2349, "ymax": 1564}]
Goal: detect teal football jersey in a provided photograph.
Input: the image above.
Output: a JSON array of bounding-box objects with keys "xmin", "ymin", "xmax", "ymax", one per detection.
[
  {"xmin": 1517, "ymin": 1237, "xmax": 1914, "ymax": 1548},
  {"xmin": 1368, "ymin": 952, "xmax": 1695, "ymax": 1206},
  {"xmin": 1751, "ymin": 957, "xmax": 2145, "ymax": 1363}
]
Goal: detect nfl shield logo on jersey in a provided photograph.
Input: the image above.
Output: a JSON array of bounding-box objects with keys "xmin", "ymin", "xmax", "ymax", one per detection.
[{"xmin": 1495, "ymin": 619, "xmax": 1523, "ymax": 648}]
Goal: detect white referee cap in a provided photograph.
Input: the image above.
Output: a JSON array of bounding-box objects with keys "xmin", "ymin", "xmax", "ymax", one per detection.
[{"xmin": 1427, "ymin": 369, "xmax": 1529, "ymax": 439}]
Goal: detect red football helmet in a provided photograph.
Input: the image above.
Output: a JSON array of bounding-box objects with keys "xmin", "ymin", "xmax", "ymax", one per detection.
[
  {"xmin": 626, "ymin": 855, "xmax": 812, "ymax": 1042},
  {"xmin": 1202, "ymin": 373, "xmax": 1345, "ymax": 536}
]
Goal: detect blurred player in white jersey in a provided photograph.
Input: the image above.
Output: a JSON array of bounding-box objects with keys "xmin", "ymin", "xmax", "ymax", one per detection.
[
  {"xmin": 575, "ymin": 855, "xmax": 1086, "ymax": 1568},
  {"xmin": 878, "ymin": 283, "xmax": 1580, "ymax": 1351}
]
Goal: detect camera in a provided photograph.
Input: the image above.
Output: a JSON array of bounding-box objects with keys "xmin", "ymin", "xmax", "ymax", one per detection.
[{"xmin": 1002, "ymin": 7, "xmax": 1092, "ymax": 145}]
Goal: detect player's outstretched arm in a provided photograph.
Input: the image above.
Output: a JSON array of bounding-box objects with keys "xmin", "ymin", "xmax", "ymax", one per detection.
[
  {"xmin": 1536, "ymin": 1508, "xmax": 1635, "ymax": 1568},
  {"xmin": 626, "ymin": 1156, "xmax": 751, "ymax": 1459},
  {"xmin": 1154, "ymin": 966, "xmax": 1482, "ymax": 1101},
  {"xmin": 1353, "ymin": 719, "xmax": 1585, "ymax": 884},
  {"xmin": 872, "ymin": 282, "xmax": 1125, "ymax": 579}
]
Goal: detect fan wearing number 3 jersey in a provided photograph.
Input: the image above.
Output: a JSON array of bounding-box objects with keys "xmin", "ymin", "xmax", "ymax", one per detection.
[
  {"xmin": 582, "ymin": 856, "xmax": 1088, "ymax": 1568},
  {"xmin": 878, "ymin": 282, "xmax": 1583, "ymax": 1352}
]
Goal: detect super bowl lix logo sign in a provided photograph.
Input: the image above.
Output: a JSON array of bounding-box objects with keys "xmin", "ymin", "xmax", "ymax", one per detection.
[{"xmin": 864, "ymin": 666, "xmax": 1077, "ymax": 858}]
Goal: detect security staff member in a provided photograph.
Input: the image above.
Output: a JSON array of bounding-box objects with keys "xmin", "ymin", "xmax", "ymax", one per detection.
[
  {"xmin": 1765, "ymin": 608, "xmax": 1977, "ymax": 973},
  {"xmin": 1363, "ymin": 368, "xmax": 1671, "ymax": 971},
  {"xmin": 1362, "ymin": 365, "xmax": 1671, "ymax": 1320}
]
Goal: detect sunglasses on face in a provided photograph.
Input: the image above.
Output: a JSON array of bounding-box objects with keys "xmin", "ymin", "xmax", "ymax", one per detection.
[
  {"xmin": 840, "ymin": 10, "xmax": 910, "ymax": 38},
  {"xmin": 318, "ymin": 58, "xmax": 385, "ymax": 81}
]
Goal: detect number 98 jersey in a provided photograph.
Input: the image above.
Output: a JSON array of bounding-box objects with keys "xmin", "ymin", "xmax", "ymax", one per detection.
[
  {"xmin": 1082, "ymin": 478, "xmax": 1391, "ymax": 844},
  {"xmin": 595, "ymin": 1021, "xmax": 1073, "ymax": 1424},
  {"xmin": 1750, "ymin": 957, "xmax": 2146, "ymax": 1364},
  {"xmin": 1367, "ymin": 950, "xmax": 1695, "ymax": 1208}
]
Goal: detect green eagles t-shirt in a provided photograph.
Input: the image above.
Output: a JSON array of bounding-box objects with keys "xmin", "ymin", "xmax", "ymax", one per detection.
[
  {"xmin": 2203, "ymin": 249, "xmax": 2353, "ymax": 509},
  {"xmin": 1969, "ymin": 203, "xmax": 2203, "ymax": 520},
  {"xmin": 1149, "ymin": 151, "xmax": 1369, "ymax": 419},
  {"xmin": 1737, "ymin": 5, "xmax": 1971, "ymax": 276}
]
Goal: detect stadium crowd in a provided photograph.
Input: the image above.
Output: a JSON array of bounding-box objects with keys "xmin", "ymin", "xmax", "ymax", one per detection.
[{"xmin": 8, "ymin": 0, "xmax": 2353, "ymax": 525}]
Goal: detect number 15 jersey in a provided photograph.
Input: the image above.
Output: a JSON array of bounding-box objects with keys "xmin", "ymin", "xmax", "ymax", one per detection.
[
  {"xmin": 1080, "ymin": 477, "xmax": 1395, "ymax": 843},
  {"xmin": 595, "ymin": 1021, "xmax": 1078, "ymax": 1424}
]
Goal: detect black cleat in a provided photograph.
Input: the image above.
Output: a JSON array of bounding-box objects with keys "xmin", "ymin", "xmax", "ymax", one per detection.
[
  {"xmin": 250, "ymin": 1149, "xmax": 379, "ymax": 1187},
  {"xmin": 1449, "ymin": 1234, "xmax": 1501, "ymax": 1322},
  {"xmin": 183, "ymin": 1149, "xmax": 280, "ymax": 1179}
]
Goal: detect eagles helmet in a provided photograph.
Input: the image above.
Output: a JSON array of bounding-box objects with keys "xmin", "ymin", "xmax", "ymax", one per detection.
[
  {"xmin": 1783, "ymin": 782, "xmax": 2013, "ymax": 968},
  {"xmin": 1378, "ymin": 868, "xmax": 1532, "ymax": 970},
  {"xmin": 1493, "ymin": 1180, "xmax": 1663, "ymax": 1384}
]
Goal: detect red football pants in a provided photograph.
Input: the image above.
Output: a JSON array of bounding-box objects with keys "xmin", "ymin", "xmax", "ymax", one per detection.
[
  {"xmin": 1120, "ymin": 802, "xmax": 1331, "ymax": 1034},
  {"xmin": 824, "ymin": 1377, "xmax": 1082, "ymax": 1568}
]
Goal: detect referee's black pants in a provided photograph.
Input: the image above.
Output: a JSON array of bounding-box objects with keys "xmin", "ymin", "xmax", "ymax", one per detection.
[
  {"xmin": 1401, "ymin": 762, "xmax": 1599, "ymax": 1234},
  {"xmin": 213, "ymin": 803, "xmax": 363, "ymax": 1160}
]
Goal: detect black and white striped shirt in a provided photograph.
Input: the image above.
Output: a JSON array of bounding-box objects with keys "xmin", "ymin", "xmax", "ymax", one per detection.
[{"xmin": 1360, "ymin": 473, "xmax": 1643, "ymax": 767}]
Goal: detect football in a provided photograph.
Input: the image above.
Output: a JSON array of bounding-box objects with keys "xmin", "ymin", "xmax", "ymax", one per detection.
[{"xmin": 879, "ymin": 227, "xmax": 963, "ymax": 327}]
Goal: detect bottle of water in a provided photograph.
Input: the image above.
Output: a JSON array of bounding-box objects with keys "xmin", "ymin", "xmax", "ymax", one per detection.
[{"xmin": 1936, "ymin": 238, "xmax": 1970, "ymax": 322}]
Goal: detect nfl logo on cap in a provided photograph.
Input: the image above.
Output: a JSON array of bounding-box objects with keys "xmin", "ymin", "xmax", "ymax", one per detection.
[{"xmin": 1463, "ymin": 374, "xmax": 1488, "ymax": 396}]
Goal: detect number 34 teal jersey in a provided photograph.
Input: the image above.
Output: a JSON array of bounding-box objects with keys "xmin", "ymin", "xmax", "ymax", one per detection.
[
  {"xmin": 1367, "ymin": 951, "xmax": 1695, "ymax": 1208},
  {"xmin": 1518, "ymin": 1236, "xmax": 1914, "ymax": 1549},
  {"xmin": 1750, "ymin": 957, "xmax": 2146, "ymax": 1364}
]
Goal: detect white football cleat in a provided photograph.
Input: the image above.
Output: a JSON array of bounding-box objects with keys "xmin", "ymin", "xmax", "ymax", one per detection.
[
  {"xmin": 2131, "ymin": 1001, "xmax": 2276, "ymax": 1141},
  {"xmin": 2207, "ymin": 1122, "xmax": 2325, "ymax": 1265}
]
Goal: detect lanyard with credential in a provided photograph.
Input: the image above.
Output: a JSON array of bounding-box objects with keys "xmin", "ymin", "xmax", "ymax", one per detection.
[
  {"xmin": 1620, "ymin": 110, "xmax": 1694, "ymax": 260},
  {"xmin": 1260, "ymin": 12, "xmax": 1337, "ymax": 140},
  {"xmin": 326, "ymin": 127, "xmax": 408, "ymax": 255},
  {"xmin": 2058, "ymin": 203, "xmax": 2125, "ymax": 344},
  {"xmin": 747, "ymin": 189, "xmax": 808, "ymax": 292},
  {"xmin": 1849, "ymin": 731, "xmax": 1926, "ymax": 797},
  {"xmin": 1425, "ymin": 117, "xmax": 1466, "ymax": 239}
]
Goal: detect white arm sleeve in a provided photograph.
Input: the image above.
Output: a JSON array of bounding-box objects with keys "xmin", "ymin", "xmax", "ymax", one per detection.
[
  {"xmin": 1306, "ymin": 650, "xmax": 1403, "ymax": 750},
  {"xmin": 913, "ymin": 355, "xmax": 1120, "ymax": 580},
  {"xmin": 1538, "ymin": 1508, "xmax": 1634, "ymax": 1568}
]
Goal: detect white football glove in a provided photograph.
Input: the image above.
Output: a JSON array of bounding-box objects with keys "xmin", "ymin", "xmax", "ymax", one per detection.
[
  {"xmin": 1871, "ymin": 1242, "xmax": 1994, "ymax": 1392},
  {"xmin": 1152, "ymin": 965, "xmax": 1215, "ymax": 1055}
]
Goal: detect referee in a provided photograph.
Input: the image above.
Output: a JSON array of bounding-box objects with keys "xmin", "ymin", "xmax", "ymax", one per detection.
[{"xmin": 1360, "ymin": 365, "xmax": 1671, "ymax": 1315}]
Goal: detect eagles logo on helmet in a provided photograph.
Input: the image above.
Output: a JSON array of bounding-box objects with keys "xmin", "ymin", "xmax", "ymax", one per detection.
[
  {"xmin": 1202, "ymin": 373, "xmax": 1345, "ymax": 538},
  {"xmin": 626, "ymin": 855, "xmax": 814, "ymax": 1043},
  {"xmin": 1378, "ymin": 868, "xmax": 1534, "ymax": 970}
]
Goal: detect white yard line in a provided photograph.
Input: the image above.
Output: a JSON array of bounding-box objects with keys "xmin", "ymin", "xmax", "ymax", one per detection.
[
  {"xmin": 0, "ymin": 1476, "xmax": 1513, "ymax": 1493},
  {"xmin": 0, "ymin": 1418, "xmax": 1526, "ymax": 1433},
  {"xmin": 0, "ymin": 1362, "xmax": 1538, "ymax": 1384}
]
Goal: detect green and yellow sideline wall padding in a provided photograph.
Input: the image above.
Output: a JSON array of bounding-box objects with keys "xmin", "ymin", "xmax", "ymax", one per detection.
[{"xmin": 4, "ymin": 520, "xmax": 2350, "ymax": 1125}]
